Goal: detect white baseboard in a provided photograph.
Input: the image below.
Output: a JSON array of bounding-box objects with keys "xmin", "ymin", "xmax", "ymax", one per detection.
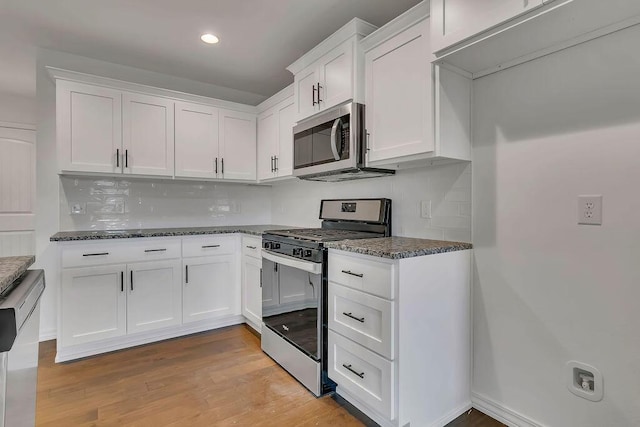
[
  {"xmin": 428, "ymin": 401, "xmax": 472, "ymax": 427},
  {"xmin": 472, "ymin": 391, "xmax": 544, "ymax": 427},
  {"xmin": 39, "ymin": 328, "xmax": 57, "ymax": 342}
]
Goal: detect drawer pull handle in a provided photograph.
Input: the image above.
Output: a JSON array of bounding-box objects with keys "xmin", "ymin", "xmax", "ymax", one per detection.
[
  {"xmin": 144, "ymin": 248, "xmax": 166, "ymax": 253},
  {"xmin": 202, "ymin": 244, "xmax": 221, "ymax": 249},
  {"xmin": 342, "ymin": 363, "xmax": 365, "ymax": 379},
  {"xmin": 342, "ymin": 312, "xmax": 365, "ymax": 323},
  {"xmin": 82, "ymin": 252, "xmax": 109, "ymax": 257},
  {"xmin": 246, "ymin": 245, "xmax": 257, "ymax": 249},
  {"xmin": 341, "ymin": 270, "xmax": 363, "ymax": 278}
]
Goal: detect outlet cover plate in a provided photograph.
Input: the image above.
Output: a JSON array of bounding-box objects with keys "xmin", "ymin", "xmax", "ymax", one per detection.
[
  {"xmin": 578, "ymin": 195, "xmax": 602, "ymax": 225},
  {"xmin": 420, "ymin": 200, "xmax": 431, "ymax": 219},
  {"xmin": 566, "ymin": 360, "xmax": 603, "ymax": 401}
]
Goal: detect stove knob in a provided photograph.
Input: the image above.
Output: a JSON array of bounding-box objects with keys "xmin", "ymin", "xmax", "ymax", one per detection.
[
  {"xmin": 292, "ymin": 248, "xmax": 303, "ymax": 256},
  {"xmin": 273, "ymin": 243, "xmax": 281, "ymax": 249},
  {"xmin": 303, "ymin": 250, "xmax": 313, "ymax": 258},
  {"xmin": 263, "ymin": 242, "xmax": 272, "ymax": 250}
]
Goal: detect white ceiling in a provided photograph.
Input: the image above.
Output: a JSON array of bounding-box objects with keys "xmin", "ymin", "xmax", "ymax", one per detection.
[{"xmin": 0, "ymin": 0, "xmax": 422, "ymax": 103}]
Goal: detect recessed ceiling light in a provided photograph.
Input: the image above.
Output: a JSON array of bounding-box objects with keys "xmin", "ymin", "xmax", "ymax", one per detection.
[{"xmin": 200, "ymin": 33, "xmax": 219, "ymax": 44}]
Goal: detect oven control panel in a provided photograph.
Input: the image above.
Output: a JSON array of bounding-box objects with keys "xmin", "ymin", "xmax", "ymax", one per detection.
[{"xmin": 262, "ymin": 239, "xmax": 323, "ymax": 263}]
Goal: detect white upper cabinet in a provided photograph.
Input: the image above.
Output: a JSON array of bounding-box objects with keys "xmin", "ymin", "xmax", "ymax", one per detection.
[
  {"xmin": 175, "ymin": 102, "xmax": 219, "ymax": 179},
  {"xmin": 219, "ymin": 109, "xmax": 257, "ymax": 181},
  {"xmin": 122, "ymin": 92, "xmax": 175, "ymax": 177},
  {"xmin": 257, "ymin": 88, "xmax": 295, "ymax": 182},
  {"xmin": 362, "ymin": 3, "xmax": 471, "ymax": 167},
  {"xmin": 57, "ymin": 80, "xmax": 122, "ymax": 174},
  {"xmin": 431, "ymin": 0, "xmax": 543, "ymax": 53},
  {"xmin": 287, "ymin": 19, "xmax": 377, "ymax": 123}
]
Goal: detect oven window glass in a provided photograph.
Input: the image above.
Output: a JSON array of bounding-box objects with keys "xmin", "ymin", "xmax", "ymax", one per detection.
[{"xmin": 262, "ymin": 260, "xmax": 321, "ymax": 360}]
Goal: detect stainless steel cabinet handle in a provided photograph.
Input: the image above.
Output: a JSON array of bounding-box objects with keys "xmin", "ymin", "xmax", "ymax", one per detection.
[
  {"xmin": 317, "ymin": 82, "xmax": 323, "ymax": 103},
  {"xmin": 274, "ymin": 156, "xmax": 278, "ymax": 171},
  {"xmin": 82, "ymin": 252, "xmax": 109, "ymax": 257},
  {"xmin": 120, "ymin": 271, "xmax": 124, "ymax": 292},
  {"xmin": 246, "ymin": 245, "xmax": 257, "ymax": 249},
  {"xmin": 201, "ymin": 244, "xmax": 221, "ymax": 248},
  {"xmin": 260, "ymin": 268, "xmax": 262, "ymax": 288},
  {"xmin": 221, "ymin": 158, "xmax": 224, "ymax": 174},
  {"xmin": 215, "ymin": 157, "xmax": 218, "ymax": 174},
  {"xmin": 144, "ymin": 248, "xmax": 166, "ymax": 253},
  {"xmin": 365, "ymin": 131, "xmax": 371, "ymax": 153},
  {"xmin": 341, "ymin": 270, "xmax": 364, "ymax": 278},
  {"xmin": 125, "ymin": 149, "xmax": 128, "ymax": 168},
  {"xmin": 271, "ymin": 156, "xmax": 274, "ymax": 172},
  {"xmin": 312, "ymin": 84, "xmax": 317, "ymax": 106},
  {"xmin": 342, "ymin": 363, "xmax": 365, "ymax": 379},
  {"xmin": 342, "ymin": 312, "xmax": 365, "ymax": 323},
  {"xmin": 185, "ymin": 265, "xmax": 189, "ymax": 284},
  {"xmin": 116, "ymin": 149, "xmax": 120, "ymax": 168},
  {"xmin": 130, "ymin": 270, "xmax": 133, "ymax": 291}
]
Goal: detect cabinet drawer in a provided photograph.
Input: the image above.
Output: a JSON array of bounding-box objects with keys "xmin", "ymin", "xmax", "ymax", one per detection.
[
  {"xmin": 241, "ymin": 235, "xmax": 262, "ymax": 259},
  {"xmin": 328, "ymin": 330, "xmax": 394, "ymax": 420},
  {"xmin": 182, "ymin": 235, "xmax": 236, "ymax": 257},
  {"xmin": 329, "ymin": 283, "xmax": 394, "ymax": 360},
  {"xmin": 328, "ymin": 251, "xmax": 396, "ymax": 299},
  {"xmin": 62, "ymin": 239, "xmax": 181, "ymax": 267}
]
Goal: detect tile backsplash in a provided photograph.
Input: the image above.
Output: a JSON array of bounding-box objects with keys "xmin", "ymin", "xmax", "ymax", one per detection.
[{"xmin": 59, "ymin": 176, "xmax": 272, "ymax": 231}]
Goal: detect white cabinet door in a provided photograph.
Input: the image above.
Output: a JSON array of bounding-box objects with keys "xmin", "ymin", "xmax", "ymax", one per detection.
[
  {"xmin": 61, "ymin": 264, "xmax": 127, "ymax": 346},
  {"xmin": 318, "ymin": 41, "xmax": 353, "ymax": 112},
  {"xmin": 261, "ymin": 261, "xmax": 279, "ymax": 313},
  {"xmin": 431, "ymin": 0, "xmax": 543, "ymax": 53},
  {"xmin": 175, "ymin": 101, "xmax": 219, "ymax": 179},
  {"xmin": 241, "ymin": 255, "xmax": 262, "ymax": 330},
  {"xmin": 57, "ymin": 80, "xmax": 122, "ymax": 174},
  {"xmin": 257, "ymin": 107, "xmax": 277, "ymax": 181},
  {"xmin": 219, "ymin": 109, "xmax": 257, "ymax": 181},
  {"xmin": 127, "ymin": 260, "xmax": 182, "ymax": 334},
  {"xmin": 276, "ymin": 99, "xmax": 295, "ymax": 178},
  {"xmin": 365, "ymin": 20, "xmax": 432, "ymax": 165},
  {"xmin": 294, "ymin": 65, "xmax": 320, "ymax": 121},
  {"xmin": 183, "ymin": 255, "xmax": 238, "ymax": 323},
  {"xmin": 122, "ymin": 92, "xmax": 175, "ymax": 177}
]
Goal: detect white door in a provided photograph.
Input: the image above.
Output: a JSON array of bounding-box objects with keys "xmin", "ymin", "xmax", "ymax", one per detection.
[
  {"xmin": 122, "ymin": 92, "xmax": 174, "ymax": 176},
  {"xmin": 257, "ymin": 107, "xmax": 277, "ymax": 181},
  {"xmin": 242, "ymin": 255, "xmax": 262, "ymax": 329},
  {"xmin": 0, "ymin": 126, "xmax": 35, "ymax": 256},
  {"xmin": 127, "ymin": 260, "xmax": 182, "ymax": 334},
  {"xmin": 365, "ymin": 20, "xmax": 432, "ymax": 165},
  {"xmin": 175, "ymin": 101, "xmax": 219, "ymax": 179},
  {"xmin": 60, "ymin": 264, "xmax": 127, "ymax": 346},
  {"xmin": 182, "ymin": 255, "xmax": 237, "ymax": 323},
  {"xmin": 57, "ymin": 80, "xmax": 122, "ymax": 174},
  {"xmin": 219, "ymin": 109, "xmax": 256, "ymax": 181},
  {"xmin": 275, "ymin": 98, "xmax": 295, "ymax": 178},
  {"xmin": 431, "ymin": 0, "xmax": 543, "ymax": 53},
  {"xmin": 318, "ymin": 41, "xmax": 353, "ymax": 112},
  {"xmin": 294, "ymin": 65, "xmax": 320, "ymax": 121}
]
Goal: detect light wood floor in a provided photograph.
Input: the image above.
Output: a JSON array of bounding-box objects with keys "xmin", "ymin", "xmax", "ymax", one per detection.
[{"xmin": 36, "ymin": 325, "xmax": 503, "ymax": 426}]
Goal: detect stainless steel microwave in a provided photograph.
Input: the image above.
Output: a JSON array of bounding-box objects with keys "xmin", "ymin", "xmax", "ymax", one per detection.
[{"xmin": 292, "ymin": 102, "xmax": 394, "ymax": 181}]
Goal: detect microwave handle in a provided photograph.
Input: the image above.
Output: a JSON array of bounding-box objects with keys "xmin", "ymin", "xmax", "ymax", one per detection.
[{"xmin": 330, "ymin": 117, "xmax": 342, "ymax": 161}]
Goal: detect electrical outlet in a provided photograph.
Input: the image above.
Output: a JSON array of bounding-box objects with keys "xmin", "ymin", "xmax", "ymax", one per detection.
[
  {"xmin": 578, "ymin": 195, "xmax": 602, "ymax": 225},
  {"xmin": 420, "ymin": 200, "xmax": 431, "ymax": 219},
  {"xmin": 70, "ymin": 202, "xmax": 86, "ymax": 215}
]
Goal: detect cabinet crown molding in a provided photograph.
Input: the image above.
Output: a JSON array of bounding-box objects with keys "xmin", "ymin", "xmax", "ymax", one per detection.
[
  {"xmin": 361, "ymin": 1, "xmax": 430, "ymax": 52},
  {"xmin": 46, "ymin": 66, "xmax": 257, "ymax": 114},
  {"xmin": 256, "ymin": 84, "xmax": 294, "ymax": 114},
  {"xmin": 286, "ymin": 18, "xmax": 377, "ymax": 75}
]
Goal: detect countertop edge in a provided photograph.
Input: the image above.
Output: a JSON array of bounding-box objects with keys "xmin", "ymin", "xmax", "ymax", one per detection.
[{"xmin": 0, "ymin": 255, "xmax": 36, "ymax": 290}]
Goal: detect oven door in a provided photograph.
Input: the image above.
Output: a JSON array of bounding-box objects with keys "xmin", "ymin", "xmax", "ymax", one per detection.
[
  {"xmin": 293, "ymin": 103, "xmax": 360, "ymax": 177},
  {"xmin": 262, "ymin": 251, "xmax": 322, "ymax": 361}
]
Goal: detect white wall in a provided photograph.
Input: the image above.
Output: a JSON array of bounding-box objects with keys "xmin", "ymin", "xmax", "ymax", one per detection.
[
  {"xmin": 59, "ymin": 176, "xmax": 271, "ymax": 231},
  {"xmin": 271, "ymin": 163, "xmax": 472, "ymax": 242},
  {"xmin": 472, "ymin": 24, "xmax": 640, "ymax": 426},
  {"xmin": 0, "ymin": 92, "xmax": 36, "ymax": 125}
]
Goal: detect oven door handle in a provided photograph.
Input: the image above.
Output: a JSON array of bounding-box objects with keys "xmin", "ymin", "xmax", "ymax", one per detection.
[
  {"xmin": 262, "ymin": 250, "xmax": 322, "ymax": 275},
  {"xmin": 330, "ymin": 117, "xmax": 342, "ymax": 161}
]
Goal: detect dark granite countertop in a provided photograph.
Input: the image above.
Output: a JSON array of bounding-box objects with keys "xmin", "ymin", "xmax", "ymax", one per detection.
[
  {"xmin": 50, "ymin": 225, "xmax": 299, "ymax": 242},
  {"xmin": 0, "ymin": 256, "xmax": 35, "ymax": 291},
  {"xmin": 325, "ymin": 237, "xmax": 472, "ymax": 259}
]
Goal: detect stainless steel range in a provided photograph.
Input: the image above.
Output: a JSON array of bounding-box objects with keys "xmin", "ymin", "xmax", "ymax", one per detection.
[{"xmin": 261, "ymin": 198, "xmax": 391, "ymax": 396}]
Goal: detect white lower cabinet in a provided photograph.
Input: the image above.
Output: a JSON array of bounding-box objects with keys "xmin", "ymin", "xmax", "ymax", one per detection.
[
  {"xmin": 327, "ymin": 248, "xmax": 471, "ymax": 427},
  {"xmin": 57, "ymin": 235, "xmax": 243, "ymax": 362},
  {"xmin": 127, "ymin": 260, "xmax": 182, "ymax": 334},
  {"xmin": 183, "ymin": 254, "xmax": 237, "ymax": 323},
  {"xmin": 241, "ymin": 235, "xmax": 262, "ymax": 332}
]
